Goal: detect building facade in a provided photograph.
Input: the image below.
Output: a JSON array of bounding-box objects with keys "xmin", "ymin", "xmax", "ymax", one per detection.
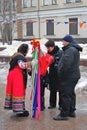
[{"xmin": 0, "ymin": 0, "xmax": 87, "ymax": 43}]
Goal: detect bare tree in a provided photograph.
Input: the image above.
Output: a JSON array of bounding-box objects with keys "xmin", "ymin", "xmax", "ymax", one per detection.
[{"xmin": 0, "ymin": 0, "xmax": 17, "ymax": 45}]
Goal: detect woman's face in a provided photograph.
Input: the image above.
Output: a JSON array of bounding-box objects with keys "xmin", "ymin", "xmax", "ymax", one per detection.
[
  {"xmin": 46, "ymin": 46, "xmax": 54, "ymax": 52},
  {"xmin": 25, "ymin": 48, "xmax": 29, "ymax": 56}
]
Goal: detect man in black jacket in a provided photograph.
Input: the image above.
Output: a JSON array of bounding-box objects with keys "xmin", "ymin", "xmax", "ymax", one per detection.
[
  {"xmin": 53, "ymin": 35, "xmax": 82, "ymax": 120},
  {"xmin": 45, "ymin": 40, "xmax": 62, "ymax": 109}
]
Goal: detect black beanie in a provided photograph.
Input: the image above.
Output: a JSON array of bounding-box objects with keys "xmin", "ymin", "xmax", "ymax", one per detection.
[
  {"xmin": 45, "ymin": 40, "xmax": 55, "ymax": 47},
  {"xmin": 63, "ymin": 35, "xmax": 74, "ymax": 43},
  {"xmin": 17, "ymin": 44, "xmax": 28, "ymax": 56}
]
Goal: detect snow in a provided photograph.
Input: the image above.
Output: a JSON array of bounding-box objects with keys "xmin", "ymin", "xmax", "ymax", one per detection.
[
  {"xmin": 0, "ymin": 39, "xmax": 87, "ymax": 92},
  {"xmin": 0, "ymin": 40, "xmax": 32, "ymax": 57}
]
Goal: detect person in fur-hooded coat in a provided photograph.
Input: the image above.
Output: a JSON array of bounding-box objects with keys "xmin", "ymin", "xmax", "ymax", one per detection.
[{"xmin": 4, "ymin": 44, "xmax": 30, "ymax": 117}]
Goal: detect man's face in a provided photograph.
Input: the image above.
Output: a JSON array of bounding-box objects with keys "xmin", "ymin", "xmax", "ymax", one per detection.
[
  {"xmin": 62, "ymin": 40, "xmax": 69, "ymax": 46},
  {"xmin": 46, "ymin": 46, "xmax": 54, "ymax": 52}
]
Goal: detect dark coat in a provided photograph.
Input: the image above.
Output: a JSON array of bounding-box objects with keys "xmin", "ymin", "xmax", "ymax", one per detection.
[
  {"xmin": 41, "ymin": 71, "xmax": 49, "ymax": 87},
  {"xmin": 57, "ymin": 41, "xmax": 82, "ymax": 81},
  {"xmin": 48, "ymin": 46, "xmax": 63, "ymax": 92}
]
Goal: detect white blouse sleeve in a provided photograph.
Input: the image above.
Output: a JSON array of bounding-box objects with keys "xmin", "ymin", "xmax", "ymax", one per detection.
[{"xmin": 18, "ymin": 60, "xmax": 26, "ymax": 69}]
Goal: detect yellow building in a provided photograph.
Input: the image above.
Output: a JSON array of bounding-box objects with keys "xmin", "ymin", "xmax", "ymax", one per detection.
[{"xmin": 0, "ymin": 0, "xmax": 87, "ymax": 43}]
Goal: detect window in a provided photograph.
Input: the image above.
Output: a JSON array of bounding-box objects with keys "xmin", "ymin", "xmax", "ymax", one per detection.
[
  {"xmin": 69, "ymin": 18, "xmax": 78, "ymax": 35},
  {"xmin": 46, "ymin": 19, "xmax": 54, "ymax": 35},
  {"xmin": 75, "ymin": 0, "xmax": 81, "ymax": 2},
  {"xmin": 52, "ymin": 0, "xmax": 57, "ymax": 5},
  {"xmin": 66, "ymin": 0, "xmax": 73, "ymax": 3},
  {"xmin": 31, "ymin": 0, "xmax": 36, "ymax": 7},
  {"xmin": 26, "ymin": 22, "xmax": 33, "ymax": 36},
  {"xmin": 66, "ymin": 0, "xmax": 81, "ymax": 3},
  {"xmin": 23, "ymin": 0, "xmax": 27, "ymax": 8},
  {"xmin": 13, "ymin": 0, "xmax": 16, "ymax": 11},
  {"xmin": 43, "ymin": 0, "xmax": 49, "ymax": 6}
]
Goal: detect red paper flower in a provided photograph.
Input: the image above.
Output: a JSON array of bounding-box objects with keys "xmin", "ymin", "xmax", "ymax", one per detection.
[{"xmin": 30, "ymin": 38, "xmax": 40, "ymax": 53}]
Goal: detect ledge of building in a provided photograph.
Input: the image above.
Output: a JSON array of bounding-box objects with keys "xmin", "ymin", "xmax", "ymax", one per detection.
[
  {"xmin": 80, "ymin": 59, "xmax": 87, "ymax": 66},
  {"xmin": 0, "ymin": 47, "xmax": 6, "ymax": 51},
  {"xmin": 0, "ymin": 55, "xmax": 86, "ymax": 66},
  {"xmin": 0, "ymin": 55, "xmax": 33, "ymax": 62}
]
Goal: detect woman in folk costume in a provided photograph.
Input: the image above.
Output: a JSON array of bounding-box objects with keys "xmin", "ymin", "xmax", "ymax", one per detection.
[{"xmin": 4, "ymin": 43, "xmax": 30, "ymax": 117}]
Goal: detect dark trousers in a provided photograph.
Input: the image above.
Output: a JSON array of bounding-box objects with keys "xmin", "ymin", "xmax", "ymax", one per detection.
[
  {"xmin": 49, "ymin": 91, "xmax": 57, "ymax": 107},
  {"xmin": 59, "ymin": 79, "xmax": 78, "ymax": 117},
  {"xmin": 41, "ymin": 85, "xmax": 45, "ymax": 109},
  {"xmin": 59, "ymin": 91, "xmax": 62, "ymax": 108},
  {"xmin": 49, "ymin": 91, "xmax": 62, "ymax": 107}
]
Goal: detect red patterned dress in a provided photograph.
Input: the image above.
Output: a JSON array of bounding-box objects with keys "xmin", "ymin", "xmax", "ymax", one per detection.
[{"xmin": 4, "ymin": 53, "xmax": 28, "ymax": 114}]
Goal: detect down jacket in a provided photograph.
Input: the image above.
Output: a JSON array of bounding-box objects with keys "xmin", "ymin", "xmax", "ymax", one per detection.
[
  {"xmin": 48, "ymin": 46, "xmax": 62, "ymax": 91},
  {"xmin": 57, "ymin": 41, "xmax": 82, "ymax": 81}
]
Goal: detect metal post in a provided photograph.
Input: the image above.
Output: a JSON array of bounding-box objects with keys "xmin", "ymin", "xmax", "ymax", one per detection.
[{"xmin": 37, "ymin": 0, "xmax": 40, "ymax": 39}]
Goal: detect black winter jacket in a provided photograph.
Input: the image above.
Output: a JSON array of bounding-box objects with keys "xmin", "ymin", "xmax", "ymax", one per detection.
[
  {"xmin": 48, "ymin": 46, "xmax": 63, "ymax": 91},
  {"xmin": 57, "ymin": 41, "xmax": 82, "ymax": 81}
]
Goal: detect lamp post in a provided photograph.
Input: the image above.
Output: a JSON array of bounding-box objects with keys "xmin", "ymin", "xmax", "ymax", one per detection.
[{"xmin": 37, "ymin": 0, "xmax": 40, "ymax": 39}]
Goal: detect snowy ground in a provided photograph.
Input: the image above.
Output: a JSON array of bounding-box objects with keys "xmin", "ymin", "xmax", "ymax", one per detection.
[
  {"xmin": 0, "ymin": 39, "xmax": 87, "ymax": 92},
  {"xmin": 0, "ymin": 39, "xmax": 86, "ymax": 60}
]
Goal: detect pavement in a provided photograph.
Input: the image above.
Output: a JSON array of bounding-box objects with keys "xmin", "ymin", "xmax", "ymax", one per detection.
[
  {"xmin": 0, "ymin": 86, "xmax": 87, "ymax": 130},
  {"xmin": 0, "ymin": 64, "xmax": 87, "ymax": 130}
]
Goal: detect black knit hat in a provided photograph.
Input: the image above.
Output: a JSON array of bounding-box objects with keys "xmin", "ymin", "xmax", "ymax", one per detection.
[
  {"xmin": 63, "ymin": 35, "xmax": 74, "ymax": 43},
  {"xmin": 17, "ymin": 44, "xmax": 28, "ymax": 56},
  {"xmin": 45, "ymin": 40, "xmax": 55, "ymax": 47}
]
